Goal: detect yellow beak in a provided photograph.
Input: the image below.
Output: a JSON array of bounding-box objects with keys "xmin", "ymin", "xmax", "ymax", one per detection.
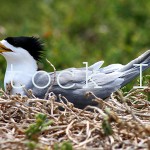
[{"xmin": 0, "ymin": 43, "xmax": 12, "ymax": 53}]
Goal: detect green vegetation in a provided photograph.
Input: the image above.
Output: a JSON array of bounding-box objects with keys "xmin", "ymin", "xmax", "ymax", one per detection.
[
  {"xmin": 54, "ymin": 141, "xmax": 73, "ymax": 150},
  {"xmin": 102, "ymin": 117, "xmax": 113, "ymax": 136},
  {"xmin": 25, "ymin": 113, "xmax": 73, "ymax": 150},
  {"xmin": 25, "ymin": 113, "xmax": 53, "ymax": 149},
  {"xmin": 143, "ymin": 75, "xmax": 150, "ymax": 100},
  {"xmin": 0, "ymin": 0, "xmax": 149, "ymax": 89}
]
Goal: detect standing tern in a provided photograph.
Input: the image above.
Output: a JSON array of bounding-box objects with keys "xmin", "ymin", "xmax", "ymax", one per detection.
[{"xmin": 0, "ymin": 36, "xmax": 150, "ymax": 108}]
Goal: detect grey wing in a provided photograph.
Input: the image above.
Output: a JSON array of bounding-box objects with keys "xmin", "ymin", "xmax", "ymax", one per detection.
[
  {"xmin": 27, "ymin": 64, "xmax": 124, "ymax": 108},
  {"xmin": 26, "ymin": 50, "xmax": 150, "ymax": 108},
  {"xmin": 52, "ymin": 68, "xmax": 124, "ymax": 108}
]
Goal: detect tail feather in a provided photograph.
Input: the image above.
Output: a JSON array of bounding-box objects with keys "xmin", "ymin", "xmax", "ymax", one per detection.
[
  {"xmin": 119, "ymin": 50, "xmax": 150, "ymax": 87},
  {"xmin": 119, "ymin": 50, "xmax": 150, "ymax": 72}
]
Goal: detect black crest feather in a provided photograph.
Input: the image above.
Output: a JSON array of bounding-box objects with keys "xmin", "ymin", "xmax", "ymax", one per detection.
[{"xmin": 5, "ymin": 36, "xmax": 44, "ymax": 61}]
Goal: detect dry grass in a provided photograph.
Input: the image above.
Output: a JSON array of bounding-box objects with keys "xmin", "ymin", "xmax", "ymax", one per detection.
[{"xmin": 0, "ymin": 87, "xmax": 150, "ymax": 150}]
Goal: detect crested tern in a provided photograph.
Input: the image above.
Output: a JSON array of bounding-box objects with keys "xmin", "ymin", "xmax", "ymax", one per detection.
[{"xmin": 0, "ymin": 36, "xmax": 150, "ymax": 108}]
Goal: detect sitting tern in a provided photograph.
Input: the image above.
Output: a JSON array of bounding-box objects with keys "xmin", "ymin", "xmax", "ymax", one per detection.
[{"xmin": 0, "ymin": 36, "xmax": 150, "ymax": 108}]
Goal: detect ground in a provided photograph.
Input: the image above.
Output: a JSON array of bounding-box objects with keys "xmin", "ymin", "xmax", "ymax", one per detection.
[{"xmin": 0, "ymin": 86, "xmax": 150, "ymax": 150}]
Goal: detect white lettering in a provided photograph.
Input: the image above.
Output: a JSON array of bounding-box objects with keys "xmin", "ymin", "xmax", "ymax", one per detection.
[
  {"xmin": 32, "ymin": 71, "xmax": 51, "ymax": 89},
  {"xmin": 83, "ymin": 62, "xmax": 102, "ymax": 88},
  {"xmin": 57, "ymin": 70, "xmax": 75, "ymax": 89},
  {"xmin": 133, "ymin": 63, "xmax": 148, "ymax": 89},
  {"xmin": 10, "ymin": 64, "xmax": 25, "ymax": 89}
]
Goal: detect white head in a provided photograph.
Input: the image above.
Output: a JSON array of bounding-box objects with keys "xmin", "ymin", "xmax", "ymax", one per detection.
[{"xmin": 0, "ymin": 36, "xmax": 44, "ymax": 94}]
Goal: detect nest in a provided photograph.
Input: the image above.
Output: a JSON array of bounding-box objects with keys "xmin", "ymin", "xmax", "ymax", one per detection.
[{"xmin": 0, "ymin": 87, "xmax": 150, "ymax": 150}]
